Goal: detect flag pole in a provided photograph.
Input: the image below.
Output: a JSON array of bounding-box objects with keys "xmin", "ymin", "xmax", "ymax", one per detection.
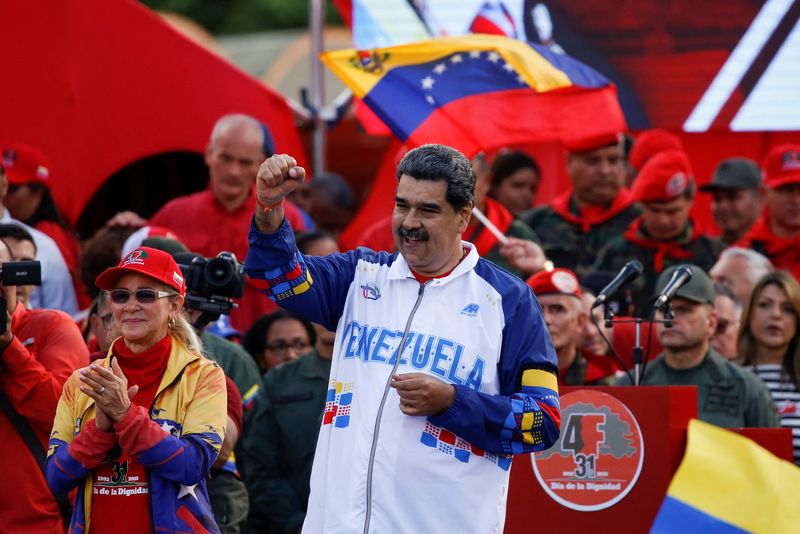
[
  {"xmin": 310, "ymin": 0, "xmax": 326, "ymax": 176},
  {"xmin": 471, "ymin": 207, "xmax": 509, "ymax": 245}
]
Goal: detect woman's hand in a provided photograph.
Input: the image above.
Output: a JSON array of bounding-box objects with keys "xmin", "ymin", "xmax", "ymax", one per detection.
[{"xmin": 79, "ymin": 357, "xmax": 140, "ymax": 423}]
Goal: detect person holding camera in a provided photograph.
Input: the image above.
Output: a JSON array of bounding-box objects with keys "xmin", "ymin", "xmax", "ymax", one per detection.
[
  {"xmin": 0, "ymin": 239, "xmax": 89, "ymax": 531},
  {"xmin": 46, "ymin": 246, "xmax": 227, "ymax": 533},
  {"xmin": 171, "ymin": 248, "xmax": 262, "ymax": 534},
  {"xmin": 0, "ymin": 223, "xmax": 39, "ymax": 308}
]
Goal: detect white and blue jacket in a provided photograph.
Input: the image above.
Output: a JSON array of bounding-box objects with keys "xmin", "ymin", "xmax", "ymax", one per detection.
[{"xmin": 245, "ymin": 219, "xmax": 561, "ymax": 534}]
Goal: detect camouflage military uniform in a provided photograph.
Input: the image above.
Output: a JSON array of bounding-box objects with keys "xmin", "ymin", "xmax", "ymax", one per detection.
[
  {"xmin": 593, "ymin": 218, "xmax": 723, "ymax": 316},
  {"xmin": 616, "ymin": 349, "xmax": 778, "ymax": 428},
  {"xmin": 520, "ymin": 193, "xmax": 640, "ymax": 280}
]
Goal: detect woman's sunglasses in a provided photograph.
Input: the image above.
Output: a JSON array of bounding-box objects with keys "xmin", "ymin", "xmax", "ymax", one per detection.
[{"xmin": 109, "ymin": 288, "xmax": 175, "ymax": 304}]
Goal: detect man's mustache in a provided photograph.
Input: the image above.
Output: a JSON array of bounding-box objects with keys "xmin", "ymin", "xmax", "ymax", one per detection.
[{"xmin": 398, "ymin": 226, "xmax": 429, "ymax": 241}]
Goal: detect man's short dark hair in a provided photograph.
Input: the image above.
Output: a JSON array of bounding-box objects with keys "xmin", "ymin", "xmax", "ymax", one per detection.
[
  {"xmin": 396, "ymin": 144, "xmax": 475, "ymax": 211},
  {"xmin": 309, "ymin": 172, "xmax": 357, "ymax": 211},
  {"xmin": 0, "ymin": 223, "xmax": 37, "ymax": 253}
]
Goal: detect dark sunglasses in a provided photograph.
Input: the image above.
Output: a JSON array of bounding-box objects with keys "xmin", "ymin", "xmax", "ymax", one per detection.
[{"xmin": 109, "ymin": 288, "xmax": 175, "ymax": 304}]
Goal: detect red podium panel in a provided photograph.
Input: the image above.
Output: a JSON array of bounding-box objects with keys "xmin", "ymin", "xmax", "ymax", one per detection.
[{"xmin": 505, "ymin": 386, "xmax": 696, "ymax": 534}]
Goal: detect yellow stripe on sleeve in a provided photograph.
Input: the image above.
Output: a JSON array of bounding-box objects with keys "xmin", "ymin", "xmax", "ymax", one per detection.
[{"xmin": 521, "ymin": 369, "xmax": 558, "ymax": 393}]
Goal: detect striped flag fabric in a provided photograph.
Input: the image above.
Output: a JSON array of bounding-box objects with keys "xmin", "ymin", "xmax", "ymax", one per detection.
[
  {"xmin": 320, "ymin": 34, "xmax": 626, "ymax": 157},
  {"xmin": 651, "ymin": 419, "xmax": 800, "ymax": 533}
]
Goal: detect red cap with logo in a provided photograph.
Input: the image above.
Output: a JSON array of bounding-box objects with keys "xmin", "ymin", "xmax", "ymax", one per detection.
[
  {"xmin": 628, "ymin": 129, "xmax": 684, "ymax": 171},
  {"xmin": 526, "ymin": 268, "xmax": 582, "ymax": 298},
  {"xmin": 96, "ymin": 246, "xmax": 186, "ymax": 296},
  {"xmin": 1, "ymin": 144, "xmax": 50, "ymax": 186},
  {"xmin": 631, "ymin": 149, "xmax": 694, "ymax": 203},
  {"xmin": 763, "ymin": 144, "xmax": 800, "ymax": 189}
]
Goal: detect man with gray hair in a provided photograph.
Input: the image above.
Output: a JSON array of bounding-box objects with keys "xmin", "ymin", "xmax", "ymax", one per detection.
[
  {"xmin": 245, "ymin": 144, "xmax": 561, "ymax": 533},
  {"xmin": 710, "ymin": 246, "xmax": 773, "ymax": 304}
]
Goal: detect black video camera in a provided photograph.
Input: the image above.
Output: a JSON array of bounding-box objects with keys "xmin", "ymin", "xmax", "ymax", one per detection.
[
  {"xmin": 1, "ymin": 260, "xmax": 42, "ymax": 286},
  {"xmin": 0, "ymin": 260, "xmax": 42, "ymax": 333},
  {"xmin": 173, "ymin": 252, "xmax": 245, "ymax": 317}
]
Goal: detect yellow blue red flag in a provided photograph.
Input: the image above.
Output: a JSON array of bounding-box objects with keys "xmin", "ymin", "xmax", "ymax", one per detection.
[
  {"xmin": 651, "ymin": 419, "xmax": 800, "ymax": 533},
  {"xmin": 320, "ymin": 34, "xmax": 626, "ymax": 156}
]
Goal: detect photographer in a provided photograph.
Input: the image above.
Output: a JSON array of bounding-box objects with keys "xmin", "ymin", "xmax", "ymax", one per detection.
[
  {"xmin": 0, "ymin": 239, "xmax": 89, "ymax": 531},
  {"xmin": 0, "ymin": 224, "xmax": 37, "ymax": 309}
]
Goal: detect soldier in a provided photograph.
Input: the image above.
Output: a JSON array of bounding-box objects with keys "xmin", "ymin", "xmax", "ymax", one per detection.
[
  {"xmin": 736, "ymin": 144, "xmax": 800, "ymax": 281},
  {"xmin": 616, "ymin": 265, "xmax": 777, "ymax": 429},
  {"xmin": 520, "ymin": 132, "xmax": 639, "ymax": 279},
  {"xmin": 594, "ymin": 150, "xmax": 723, "ymax": 315},
  {"xmin": 699, "ymin": 157, "xmax": 764, "ymax": 245},
  {"xmin": 527, "ymin": 268, "xmax": 616, "ymax": 385}
]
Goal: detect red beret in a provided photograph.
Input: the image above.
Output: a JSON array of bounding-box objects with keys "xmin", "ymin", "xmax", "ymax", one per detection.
[
  {"xmin": 1, "ymin": 144, "xmax": 50, "ymax": 186},
  {"xmin": 526, "ymin": 268, "xmax": 582, "ymax": 298},
  {"xmin": 763, "ymin": 144, "xmax": 800, "ymax": 189},
  {"xmin": 631, "ymin": 149, "xmax": 694, "ymax": 203},
  {"xmin": 563, "ymin": 131, "xmax": 623, "ymax": 154},
  {"xmin": 629, "ymin": 129, "xmax": 683, "ymax": 171}
]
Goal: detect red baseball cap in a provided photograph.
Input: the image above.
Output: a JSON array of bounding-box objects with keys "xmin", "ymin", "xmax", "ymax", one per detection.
[
  {"xmin": 96, "ymin": 246, "xmax": 186, "ymax": 295},
  {"xmin": 628, "ymin": 129, "xmax": 683, "ymax": 171},
  {"xmin": 526, "ymin": 268, "xmax": 582, "ymax": 298},
  {"xmin": 563, "ymin": 131, "xmax": 623, "ymax": 154},
  {"xmin": 1, "ymin": 144, "xmax": 50, "ymax": 186},
  {"xmin": 631, "ymin": 149, "xmax": 694, "ymax": 203},
  {"xmin": 763, "ymin": 144, "xmax": 800, "ymax": 189}
]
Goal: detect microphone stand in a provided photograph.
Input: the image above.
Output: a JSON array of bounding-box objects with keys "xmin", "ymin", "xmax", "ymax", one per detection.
[{"xmin": 594, "ymin": 307, "xmax": 672, "ymax": 386}]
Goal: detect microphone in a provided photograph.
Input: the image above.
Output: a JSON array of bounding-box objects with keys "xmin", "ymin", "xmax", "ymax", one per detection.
[
  {"xmin": 592, "ymin": 260, "xmax": 643, "ymax": 308},
  {"xmin": 653, "ymin": 265, "xmax": 693, "ymax": 308}
]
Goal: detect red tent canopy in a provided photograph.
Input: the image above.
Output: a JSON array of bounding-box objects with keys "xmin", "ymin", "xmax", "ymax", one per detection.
[{"xmin": 0, "ymin": 0, "xmax": 307, "ymax": 225}]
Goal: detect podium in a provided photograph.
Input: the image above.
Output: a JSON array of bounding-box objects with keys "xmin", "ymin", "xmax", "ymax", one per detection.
[{"xmin": 505, "ymin": 386, "xmax": 793, "ymax": 533}]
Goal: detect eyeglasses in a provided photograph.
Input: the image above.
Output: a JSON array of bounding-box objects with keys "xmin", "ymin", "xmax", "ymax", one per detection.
[
  {"xmin": 109, "ymin": 288, "xmax": 175, "ymax": 304},
  {"xmin": 265, "ymin": 339, "xmax": 311, "ymax": 353}
]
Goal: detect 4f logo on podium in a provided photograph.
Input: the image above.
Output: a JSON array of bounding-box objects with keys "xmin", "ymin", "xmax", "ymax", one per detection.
[{"xmin": 531, "ymin": 390, "xmax": 643, "ymax": 511}]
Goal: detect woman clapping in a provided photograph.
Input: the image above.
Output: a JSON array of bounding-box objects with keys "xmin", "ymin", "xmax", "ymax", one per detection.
[{"xmin": 46, "ymin": 247, "xmax": 227, "ymax": 533}]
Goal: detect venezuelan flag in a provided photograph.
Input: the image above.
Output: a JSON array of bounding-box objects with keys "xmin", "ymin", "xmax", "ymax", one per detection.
[
  {"xmin": 651, "ymin": 419, "xmax": 800, "ymax": 533},
  {"xmin": 321, "ymin": 34, "xmax": 626, "ymax": 157}
]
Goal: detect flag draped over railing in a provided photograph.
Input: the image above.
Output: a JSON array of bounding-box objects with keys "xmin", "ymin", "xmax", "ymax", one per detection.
[{"xmin": 321, "ymin": 34, "xmax": 626, "ymax": 157}]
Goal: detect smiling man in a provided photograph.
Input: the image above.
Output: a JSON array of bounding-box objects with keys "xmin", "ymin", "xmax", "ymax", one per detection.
[
  {"xmin": 594, "ymin": 150, "xmax": 723, "ymax": 315},
  {"xmin": 244, "ymin": 144, "xmax": 560, "ymax": 533}
]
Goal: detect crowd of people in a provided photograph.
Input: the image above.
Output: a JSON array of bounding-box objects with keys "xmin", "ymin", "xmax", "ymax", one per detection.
[{"xmin": 2, "ymin": 112, "xmax": 800, "ymax": 533}]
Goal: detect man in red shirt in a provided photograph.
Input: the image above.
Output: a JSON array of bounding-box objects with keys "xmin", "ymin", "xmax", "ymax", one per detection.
[
  {"xmin": 0, "ymin": 240, "xmax": 90, "ymax": 531},
  {"xmin": 736, "ymin": 144, "xmax": 800, "ymax": 281},
  {"xmin": 148, "ymin": 114, "xmax": 307, "ymax": 331}
]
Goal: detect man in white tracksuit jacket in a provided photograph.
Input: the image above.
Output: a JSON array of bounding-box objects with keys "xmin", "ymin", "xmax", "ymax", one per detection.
[{"xmin": 245, "ymin": 145, "xmax": 561, "ymax": 533}]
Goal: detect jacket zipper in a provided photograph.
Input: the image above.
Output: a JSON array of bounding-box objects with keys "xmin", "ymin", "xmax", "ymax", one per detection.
[{"xmin": 363, "ymin": 281, "xmax": 427, "ymax": 534}]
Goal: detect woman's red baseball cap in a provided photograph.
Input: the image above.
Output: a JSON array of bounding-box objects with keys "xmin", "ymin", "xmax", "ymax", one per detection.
[{"xmin": 96, "ymin": 246, "xmax": 186, "ymax": 295}]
